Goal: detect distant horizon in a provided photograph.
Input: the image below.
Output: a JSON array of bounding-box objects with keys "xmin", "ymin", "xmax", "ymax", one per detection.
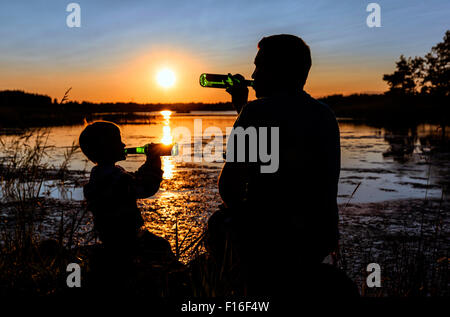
[{"xmin": 0, "ymin": 88, "xmax": 388, "ymax": 105}]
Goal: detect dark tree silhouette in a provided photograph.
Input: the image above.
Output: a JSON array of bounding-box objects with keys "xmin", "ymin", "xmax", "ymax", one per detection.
[
  {"xmin": 382, "ymin": 55, "xmax": 423, "ymax": 95},
  {"xmin": 0, "ymin": 90, "xmax": 52, "ymax": 107},
  {"xmin": 422, "ymin": 30, "xmax": 450, "ymax": 96},
  {"xmin": 383, "ymin": 30, "xmax": 449, "ymax": 96}
]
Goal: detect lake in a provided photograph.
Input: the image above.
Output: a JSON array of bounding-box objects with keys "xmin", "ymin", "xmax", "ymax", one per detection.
[
  {"xmin": 1, "ymin": 110, "xmax": 449, "ymax": 261},
  {"xmin": 1, "ymin": 110, "xmax": 448, "ymax": 204}
]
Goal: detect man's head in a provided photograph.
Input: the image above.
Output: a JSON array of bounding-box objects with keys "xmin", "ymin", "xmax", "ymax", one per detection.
[
  {"xmin": 79, "ymin": 121, "xmax": 126, "ymax": 165},
  {"xmin": 252, "ymin": 34, "xmax": 311, "ymax": 98}
]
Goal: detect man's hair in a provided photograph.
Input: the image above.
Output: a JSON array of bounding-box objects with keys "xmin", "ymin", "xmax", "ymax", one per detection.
[
  {"xmin": 257, "ymin": 34, "xmax": 312, "ymax": 87},
  {"xmin": 79, "ymin": 121, "xmax": 121, "ymax": 164}
]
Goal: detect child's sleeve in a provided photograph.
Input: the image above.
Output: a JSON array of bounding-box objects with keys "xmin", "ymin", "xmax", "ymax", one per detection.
[{"xmin": 130, "ymin": 157, "xmax": 164, "ymax": 199}]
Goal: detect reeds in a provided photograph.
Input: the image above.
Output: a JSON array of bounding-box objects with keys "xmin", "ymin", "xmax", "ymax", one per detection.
[
  {"xmin": 0, "ymin": 128, "xmax": 447, "ymax": 297},
  {"xmin": 0, "ymin": 130, "xmax": 92, "ymax": 295},
  {"xmin": 337, "ymin": 156, "xmax": 448, "ymax": 296}
]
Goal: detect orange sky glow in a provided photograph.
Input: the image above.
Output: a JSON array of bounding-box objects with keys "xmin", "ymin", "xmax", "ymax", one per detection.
[
  {"xmin": 2, "ymin": 1, "xmax": 447, "ymax": 104},
  {"xmin": 1, "ymin": 46, "xmax": 390, "ymax": 104}
]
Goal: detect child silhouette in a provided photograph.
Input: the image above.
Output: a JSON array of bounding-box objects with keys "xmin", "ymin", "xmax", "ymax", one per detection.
[{"xmin": 79, "ymin": 121, "xmax": 173, "ymax": 262}]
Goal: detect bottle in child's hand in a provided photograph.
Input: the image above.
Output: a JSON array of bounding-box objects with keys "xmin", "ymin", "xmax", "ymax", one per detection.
[{"xmin": 124, "ymin": 143, "xmax": 178, "ymax": 157}]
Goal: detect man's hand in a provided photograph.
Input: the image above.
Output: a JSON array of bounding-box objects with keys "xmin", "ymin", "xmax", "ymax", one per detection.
[{"xmin": 225, "ymin": 73, "xmax": 248, "ymax": 113}]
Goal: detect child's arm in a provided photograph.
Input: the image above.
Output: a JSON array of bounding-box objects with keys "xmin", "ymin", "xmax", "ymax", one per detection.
[{"xmin": 130, "ymin": 155, "xmax": 163, "ymax": 199}]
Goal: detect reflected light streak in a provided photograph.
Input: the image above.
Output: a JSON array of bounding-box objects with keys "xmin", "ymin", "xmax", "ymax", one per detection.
[
  {"xmin": 161, "ymin": 126, "xmax": 173, "ymax": 145},
  {"xmin": 162, "ymin": 156, "xmax": 174, "ymax": 179},
  {"xmin": 160, "ymin": 110, "xmax": 174, "ymax": 179},
  {"xmin": 161, "ymin": 110, "xmax": 172, "ymax": 120}
]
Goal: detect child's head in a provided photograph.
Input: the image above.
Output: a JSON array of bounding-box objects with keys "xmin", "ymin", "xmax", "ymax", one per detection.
[{"xmin": 79, "ymin": 121, "xmax": 126, "ymax": 165}]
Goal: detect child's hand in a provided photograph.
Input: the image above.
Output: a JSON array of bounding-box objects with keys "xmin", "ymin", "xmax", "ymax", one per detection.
[{"xmin": 146, "ymin": 151, "xmax": 162, "ymax": 169}]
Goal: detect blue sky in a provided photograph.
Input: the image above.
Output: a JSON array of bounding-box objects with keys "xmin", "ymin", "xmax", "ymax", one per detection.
[{"xmin": 0, "ymin": 0, "xmax": 449, "ymax": 102}]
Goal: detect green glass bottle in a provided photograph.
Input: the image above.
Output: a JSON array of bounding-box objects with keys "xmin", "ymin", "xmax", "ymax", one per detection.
[
  {"xmin": 199, "ymin": 73, "xmax": 253, "ymax": 88},
  {"xmin": 124, "ymin": 143, "xmax": 178, "ymax": 156}
]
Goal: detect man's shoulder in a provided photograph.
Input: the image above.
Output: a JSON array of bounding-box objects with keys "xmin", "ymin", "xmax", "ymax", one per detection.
[
  {"xmin": 297, "ymin": 90, "xmax": 331, "ymax": 109},
  {"xmin": 243, "ymin": 92, "xmax": 335, "ymax": 119},
  {"xmin": 244, "ymin": 97, "xmax": 272, "ymax": 109},
  {"xmin": 245, "ymin": 91, "xmax": 329, "ymax": 106},
  {"xmin": 242, "ymin": 97, "xmax": 283, "ymax": 118}
]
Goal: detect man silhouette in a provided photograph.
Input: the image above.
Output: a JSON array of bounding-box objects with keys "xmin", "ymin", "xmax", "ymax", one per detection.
[{"xmin": 207, "ymin": 34, "xmax": 342, "ymax": 295}]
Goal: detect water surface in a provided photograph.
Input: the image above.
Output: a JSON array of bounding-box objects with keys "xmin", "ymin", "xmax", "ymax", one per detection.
[
  {"xmin": 5, "ymin": 111, "xmax": 445, "ymax": 203},
  {"xmin": 2, "ymin": 111, "xmax": 448, "ymax": 258}
]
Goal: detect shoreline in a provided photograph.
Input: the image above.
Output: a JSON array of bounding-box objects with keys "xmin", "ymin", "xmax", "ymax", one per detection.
[
  {"xmin": 1, "ymin": 195, "xmax": 448, "ymax": 296},
  {"xmin": 338, "ymin": 197, "xmax": 449, "ymax": 296}
]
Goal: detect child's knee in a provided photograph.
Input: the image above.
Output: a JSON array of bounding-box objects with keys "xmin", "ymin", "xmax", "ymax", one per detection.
[{"xmin": 137, "ymin": 229, "xmax": 173, "ymax": 256}]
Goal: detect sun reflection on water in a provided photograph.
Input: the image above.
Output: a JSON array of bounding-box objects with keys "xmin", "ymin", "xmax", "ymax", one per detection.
[
  {"xmin": 160, "ymin": 110, "xmax": 172, "ymax": 120},
  {"xmin": 162, "ymin": 156, "xmax": 174, "ymax": 179},
  {"xmin": 161, "ymin": 126, "xmax": 173, "ymax": 145},
  {"xmin": 160, "ymin": 110, "xmax": 174, "ymax": 179}
]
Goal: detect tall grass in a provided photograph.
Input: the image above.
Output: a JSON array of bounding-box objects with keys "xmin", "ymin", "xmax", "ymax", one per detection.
[
  {"xmin": 0, "ymin": 130, "xmax": 92, "ymax": 295},
  {"xmin": 0, "ymin": 126, "xmax": 447, "ymax": 296},
  {"xmin": 338, "ymin": 139, "xmax": 449, "ymax": 297}
]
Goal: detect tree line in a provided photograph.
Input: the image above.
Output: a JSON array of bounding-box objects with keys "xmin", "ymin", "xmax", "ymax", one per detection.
[
  {"xmin": 0, "ymin": 30, "xmax": 448, "ymax": 127},
  {"xmin": 383, "ymin": 30, "xmax": 449, "ymax": 96}
]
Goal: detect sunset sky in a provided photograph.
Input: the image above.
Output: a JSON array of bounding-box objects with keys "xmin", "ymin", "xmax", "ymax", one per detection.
[{"xmin": 0, "ymin": 0, "xmax": 449, "ymax": 103}]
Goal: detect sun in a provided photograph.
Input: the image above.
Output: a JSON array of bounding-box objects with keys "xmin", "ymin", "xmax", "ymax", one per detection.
[{"xmin": 157, "ymin": 68, "xmax": 176, "ymax": 88}]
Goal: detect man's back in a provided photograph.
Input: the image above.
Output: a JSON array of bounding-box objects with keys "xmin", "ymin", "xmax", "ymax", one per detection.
[{"xmin": 219, "ymin": 91, "xmax": 340, "ymax": 262}]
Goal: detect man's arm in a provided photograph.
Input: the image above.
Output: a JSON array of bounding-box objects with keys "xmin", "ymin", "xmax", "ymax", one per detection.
[
  {"xmin": 218, "ymin": 162, "xmax": 250, "ymax": 208},
  {"xmin": 218, "ymin": 102, "xmax": 260, "ymax": 208},
  {"xmin": 226, "ymin": 74, "xmax": 249, "ymax": 114}
]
